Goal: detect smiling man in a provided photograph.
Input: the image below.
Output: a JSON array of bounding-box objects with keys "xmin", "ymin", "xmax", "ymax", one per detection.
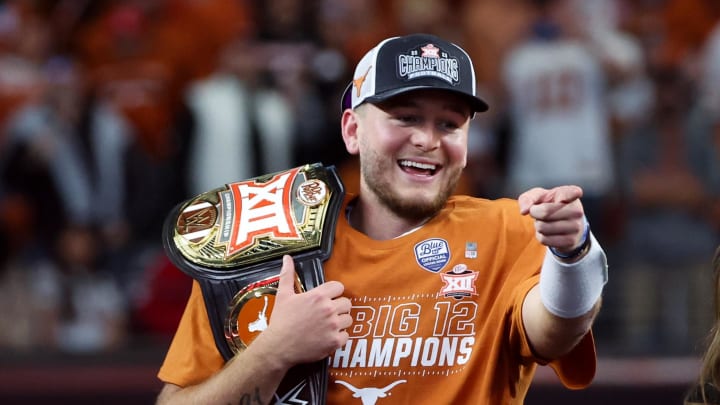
[{"xmin": 156, "ymin": 33, "xmax": 609, "ymax": 405}]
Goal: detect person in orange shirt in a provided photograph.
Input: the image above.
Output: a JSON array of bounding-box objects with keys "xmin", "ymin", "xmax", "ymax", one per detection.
[{"xmin": 155, "ymin": 33, "xmax": 608, "ymax": 404}]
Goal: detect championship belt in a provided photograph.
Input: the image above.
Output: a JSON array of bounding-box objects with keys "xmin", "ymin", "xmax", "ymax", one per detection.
[{"xmin": 163, "ymin": 163, "xmax": 345, "ymax": 405}]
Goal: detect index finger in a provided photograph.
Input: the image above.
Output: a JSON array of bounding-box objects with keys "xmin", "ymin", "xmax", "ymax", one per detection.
[
  {"xmin": 518, "ymin": 186, "xmax": 584, "ymax": 214},
  {"xmin": 552, "ymin": 185, "xmax": 583, "ymax": 204},
  {"xmin": 518, "ymin": 187, "xmax": 551, "ymax": 215}
]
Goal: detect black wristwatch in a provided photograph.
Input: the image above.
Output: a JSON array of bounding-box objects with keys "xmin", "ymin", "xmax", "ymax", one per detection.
[{"xmin": 549, "ymin": 220, "xmax": 591, "ymax": 260}]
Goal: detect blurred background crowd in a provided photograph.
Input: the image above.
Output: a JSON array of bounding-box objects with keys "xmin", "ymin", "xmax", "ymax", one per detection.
[{"xmin": 0, "ymin": 0, "xmax": 719, "ymax": 375}]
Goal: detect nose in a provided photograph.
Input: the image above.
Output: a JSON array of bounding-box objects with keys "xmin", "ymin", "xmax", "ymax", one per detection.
[{"xmin": 410, "ymin": 125, "xmax": 441, "ymax": 151}]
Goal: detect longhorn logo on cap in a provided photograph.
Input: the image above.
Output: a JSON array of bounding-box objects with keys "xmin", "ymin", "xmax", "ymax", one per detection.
[{"xmin": 353, "ymin": 65, "xmax": 372, "ymax": 97}]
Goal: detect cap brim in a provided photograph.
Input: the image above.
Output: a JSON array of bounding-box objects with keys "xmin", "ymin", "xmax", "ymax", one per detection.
[
  {"xmin": 341, "ymin": 84, "xmax": 489, "ymax": 113},
  {"xmin": 369, "ymin": 86, "xmax": 488, "ymax": 113}
]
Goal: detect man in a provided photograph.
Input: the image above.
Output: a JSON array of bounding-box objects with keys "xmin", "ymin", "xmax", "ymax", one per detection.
[{"xmin": 156, "ymin": 33, "xmax": 608, "ymax": 404}]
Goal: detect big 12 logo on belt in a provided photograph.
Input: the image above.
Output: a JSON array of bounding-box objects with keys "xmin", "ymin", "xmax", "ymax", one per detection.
[{"xmin": 172, "ymin": 164, "xmax": 333, "ymax": 270}]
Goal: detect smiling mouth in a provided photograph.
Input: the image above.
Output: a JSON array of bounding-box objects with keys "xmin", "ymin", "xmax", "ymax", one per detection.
[{"xmin": 398, "ymin": 160, "xmax": 438, "ymax": 176}]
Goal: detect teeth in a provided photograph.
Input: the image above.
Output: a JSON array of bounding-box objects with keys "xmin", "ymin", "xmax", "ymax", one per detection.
[{"xmin": 399, "ymin": 160, "xmax": 437, "ymax": 171}]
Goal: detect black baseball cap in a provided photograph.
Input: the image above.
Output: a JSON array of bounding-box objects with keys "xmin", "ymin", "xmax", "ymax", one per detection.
[{"xmin": 341, "ymin": 33, "xmax": 489, "ymax": 114}]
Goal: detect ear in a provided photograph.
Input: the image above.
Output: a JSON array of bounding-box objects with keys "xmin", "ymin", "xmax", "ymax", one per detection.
[{"xmin": 341, "ymin": 109, "xmax": 360, "ymax": 155}]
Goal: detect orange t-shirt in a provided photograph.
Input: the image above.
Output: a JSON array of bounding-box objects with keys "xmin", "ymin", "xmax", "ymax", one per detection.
[{"xmin": 158, "ymin": 194, "xmax": 596, "ymax": 404}]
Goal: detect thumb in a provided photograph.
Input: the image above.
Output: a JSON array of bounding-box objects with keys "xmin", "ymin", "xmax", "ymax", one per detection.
[{"xmin": 276, "ymin": 255, "xmax": 297, "ymax": 299}]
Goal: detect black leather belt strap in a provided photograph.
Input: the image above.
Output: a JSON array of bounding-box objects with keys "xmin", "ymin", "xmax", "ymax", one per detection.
[{"xmin": 162, "ymin": 163, "xmax": 345, "ymax": 405}]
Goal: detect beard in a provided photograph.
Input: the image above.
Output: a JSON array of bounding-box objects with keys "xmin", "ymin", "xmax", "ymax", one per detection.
[{"xmin": 359, "ymin": 149, "xmax": 462, "ymax": 222}]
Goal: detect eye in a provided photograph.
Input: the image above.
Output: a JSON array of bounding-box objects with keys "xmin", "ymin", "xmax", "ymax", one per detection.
[
  {"xmin": 394, "ymin": 113, "xmax": 421, "ymax": 125},
  {"xmin": 438, "ymin": 119, "xmax": 462, "ymax": 132}
]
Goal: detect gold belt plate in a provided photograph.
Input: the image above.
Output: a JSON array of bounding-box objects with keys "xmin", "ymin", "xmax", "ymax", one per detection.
[{"xmin": 172, "ymin": 163, "xmax": 335, "ymax": 269}]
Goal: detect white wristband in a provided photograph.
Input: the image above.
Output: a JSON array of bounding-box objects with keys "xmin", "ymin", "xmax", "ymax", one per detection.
[{"xmin": 539, "ymin": 232, "xmax": 608, "ymax": 318}]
